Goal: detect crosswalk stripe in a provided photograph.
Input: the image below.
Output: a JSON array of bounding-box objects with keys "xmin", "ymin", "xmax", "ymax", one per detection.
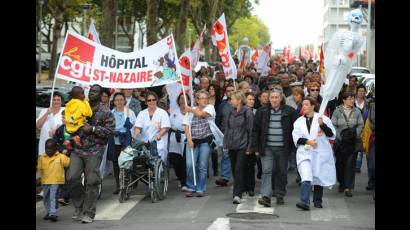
[
  {"xmin": 94, "ymin": 194, "xmax": 144, "ymax": 220},
  {"xmin": 310, "ymin": 198, "xmax": 332, "ymax": 221},
  {"xmin": 329, "ymin": 197, "xmax": 351, "ymax": 221},
  {"xmin": 175, "ymin": 196, "xmax": 210, "ymax": 219},
  {"xmin": 236, "ymin": 196, "xmax": 274, "ymax": 214},
  {"xmin": 206, "ymin": 217, "xmax": 230, "ymax": 230}
]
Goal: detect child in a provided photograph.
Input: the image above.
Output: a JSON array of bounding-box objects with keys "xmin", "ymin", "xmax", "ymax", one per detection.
[
  {"xmin": 37, "ymin": 139, "xmax": 70, "ymax": 222},
  {"xmin": 64, "ymin": 86, "xmax": 93, "ymax": 146},
  {"xmin": 53, "ymin": 110, "xmax": 71, "ymax": 206}
]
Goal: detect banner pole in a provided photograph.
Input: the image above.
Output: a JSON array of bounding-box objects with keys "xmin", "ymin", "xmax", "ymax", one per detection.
[{"xmin": 174, "ymin": 34, "xmax": 197, "ymax": 187}]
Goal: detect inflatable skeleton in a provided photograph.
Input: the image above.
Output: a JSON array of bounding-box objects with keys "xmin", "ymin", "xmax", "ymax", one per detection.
[{"xmin": 319, "ymin": 9, "xmax": 364, "ymax": 115}]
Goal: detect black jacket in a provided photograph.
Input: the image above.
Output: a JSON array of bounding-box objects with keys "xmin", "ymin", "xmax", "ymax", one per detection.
[{"xmin": 251, "ymin": 104, "xmax": 298, "ymax": 157}]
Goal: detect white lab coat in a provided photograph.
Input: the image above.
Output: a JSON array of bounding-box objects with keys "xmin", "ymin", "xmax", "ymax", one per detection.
[
  {"xmin": 182, "ymin": 104, "xmax": 224, "ymax": 147},
  {"xmin": 36, "ymin": 107, "xmax": 64, "ymax": 156},
  {"xmin": 168, "ymin": 108, "xmax": 187, "ymax": 155},
  {"xmin": 134, "ymin": 108, "xmax": 171, "ymax": 162},
  {"xmin": 292, "ymin": 113, "xmax": 337, "ymax": 187}
]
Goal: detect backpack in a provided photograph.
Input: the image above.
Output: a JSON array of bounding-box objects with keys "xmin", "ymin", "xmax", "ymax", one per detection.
[{"xmin": 335, "ymin": 108, "xmax": 357, "ymax": 156}]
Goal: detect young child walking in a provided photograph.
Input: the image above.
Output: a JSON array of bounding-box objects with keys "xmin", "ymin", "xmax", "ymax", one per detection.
[
  {"xmin": 64, "ymin": 86, "xmax": 93, "ymax": 146},
  {"xmin": 37, "ymin": 139, "xmax": 70, "ymax": 222}
]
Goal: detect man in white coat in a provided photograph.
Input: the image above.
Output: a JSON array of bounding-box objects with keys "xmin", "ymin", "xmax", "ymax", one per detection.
[{"xmin": 292, "ymin": 97, "xmax": 336, "ymax": 210}]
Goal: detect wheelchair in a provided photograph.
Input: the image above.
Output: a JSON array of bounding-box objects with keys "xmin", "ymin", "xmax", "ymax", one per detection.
[{"xmin": 117, "ymin": 140, "xmax": 168, "ymax": 203}]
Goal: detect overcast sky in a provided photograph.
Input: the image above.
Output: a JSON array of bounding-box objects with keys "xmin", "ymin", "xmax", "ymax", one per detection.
[{"xmin": 252, "ymin": 0, "xmax": 324, "ymax": 50}]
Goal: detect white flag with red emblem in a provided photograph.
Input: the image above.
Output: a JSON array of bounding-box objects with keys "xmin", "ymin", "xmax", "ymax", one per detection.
[
  {"xmin": 87, "ymin": 19, "xmax": 101, "ymax": 44},
  {"xmin": 191, "ymin": 26, "xmax": 205, "ymax": 70},
  {"xmin": 211, "ymin": 13, "xmax": 237, "ymax": 80}
]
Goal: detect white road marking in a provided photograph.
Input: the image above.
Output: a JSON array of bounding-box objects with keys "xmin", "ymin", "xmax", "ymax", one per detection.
[
  {"xmin": 236, "ymin": 196, "xmax": 274, "ymax": 214},
  {"xmin": 206, "ymin": 217, "xmax": 230, "ymax": 230},
  {"xmin": 94, "ymin": 195, "xmax": 144, "ymax": 220},
  {"xmin": 329, "ymin": 197, "xmax": 351, "ymax": 221},
  {"xmin": 310, "ymin": 198, "xmax": 332, "ymax": 221},
  {"xmin": 175, "ymin": 196, "xmax": 210, "ymax": 219}
]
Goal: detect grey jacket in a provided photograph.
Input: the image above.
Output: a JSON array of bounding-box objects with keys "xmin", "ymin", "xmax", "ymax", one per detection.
[
  {"xmin": 331, "ymin": 105, "xmax": 364, "ymax": 152},
  {"xmin": 223, "ymin": 106, "xmax": 254, "ymax": 151}
]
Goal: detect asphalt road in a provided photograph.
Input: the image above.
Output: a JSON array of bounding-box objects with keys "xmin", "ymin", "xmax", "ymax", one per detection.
[{"xmin": 36, "ymin": 157, "xmax": 375, "ymax": 230}]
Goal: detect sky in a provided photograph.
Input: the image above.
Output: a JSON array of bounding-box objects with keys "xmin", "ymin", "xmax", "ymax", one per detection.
[{"xmin": 252, "ymin": 0, "xmax": 324, "ymax": 51}]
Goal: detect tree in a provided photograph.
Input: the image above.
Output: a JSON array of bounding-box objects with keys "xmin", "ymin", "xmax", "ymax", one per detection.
[
  {"xmin": 43, "ymin": 0, "xmax": 87, "ymax": 80},
  {"xmin": 146, "ymin": 0, "xmax": 159, "ymax": 46},
  {"xmin": 100, "ymin": 0, "xmax": 117, "ymax": 48},
  {"xmin": 229, "ymin": 15, "xmax": 270, "ymax": 51},
  {"xmin": 188, "ymin": 0, "xmax": 256, "ymax": 63}
]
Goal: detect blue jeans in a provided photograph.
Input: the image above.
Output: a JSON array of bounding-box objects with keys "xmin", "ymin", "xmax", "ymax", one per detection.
[
  {"xmin": 355, "ymin": 152, "xmax": 364, "ymax": 170},
  {"xmin": 300, "ymin": 181, "xmax": 323, "ymax": 205},
  {"xmin": 186, "ymin": 142, "xmax": 211, "ymax": 193},
  {"xmin": 43, "ymin": 184, "xmax": 59, "ymax": 216},
  {"xmin": 220, "ymin": 148, "xmax": 231, "ymax": 181}
]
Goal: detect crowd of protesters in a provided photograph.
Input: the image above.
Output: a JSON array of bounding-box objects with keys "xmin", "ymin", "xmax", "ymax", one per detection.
[{"xmin": 36, "ymin": 56, "xmax": 375, "ymax": 223}]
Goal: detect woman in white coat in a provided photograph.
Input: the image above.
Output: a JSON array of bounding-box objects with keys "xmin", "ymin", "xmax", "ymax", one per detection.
[
  {"xmin": 292, "ymin": 96, "xmax": 336, "ymax": 210},
  {"xmin": 168, "ymin": 94, "xmax": 190, "ymax": 192},
  {"xmin": 36, "ymin": 92, "xmax": 65, "ymax": 156},
  {"xmin": 133, "ymin": 91, "xmax": 171, "ymax": 163}
]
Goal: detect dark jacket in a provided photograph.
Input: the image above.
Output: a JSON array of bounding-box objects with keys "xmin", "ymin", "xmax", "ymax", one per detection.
[
  {"xmin": 223, "ymin": 106, "xmax": 254, "ymax": 151},
  {"xmin": 216, "ymin": 99, "xmax": 233, "ymax": 133},
  {"xmin": 251, "ymin": 104, "xmax": 298, "ymax": 156}
]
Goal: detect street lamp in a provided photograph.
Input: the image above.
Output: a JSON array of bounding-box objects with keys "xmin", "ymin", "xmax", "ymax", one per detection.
[
  {"xmin": 37, "ymin": 0, "xmax": 44, "ymax": 84},
  {"xmin": 81, "ymin": 3, "xmax": 92, "ymax": 36}
]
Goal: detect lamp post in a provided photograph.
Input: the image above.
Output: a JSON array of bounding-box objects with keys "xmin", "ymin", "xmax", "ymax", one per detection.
[
  {"xmin": 37, "ymin": 0, "xmax": 44, "ymax": 84},
  {"xmin": 366, "ymin": 0, "xmax": 371, "ymax": 70},
  {"xmin": 81, "ymin": 3, "xmax": 92, "ymax": 36}
]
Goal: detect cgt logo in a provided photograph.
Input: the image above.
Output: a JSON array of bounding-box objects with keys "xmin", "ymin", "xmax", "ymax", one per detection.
[{"xmin": 57, "ymin": 34, "xmax": 96, "ymax": 82}]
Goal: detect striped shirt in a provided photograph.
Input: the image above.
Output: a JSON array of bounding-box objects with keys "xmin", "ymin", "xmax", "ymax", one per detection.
[{"xmin": 266, "ymin": 109, "xmax": 284, "ymax": 147}]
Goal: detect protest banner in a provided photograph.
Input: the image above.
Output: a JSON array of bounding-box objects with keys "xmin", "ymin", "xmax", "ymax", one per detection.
[
  {"xmin": 212, "ymin": 13, "xmax": 237, "ymax": 80},
  {"xmin": 55, "ymin": 31, "xmax": 181, "ymax": 89},
  {"xmin": 257, "ymin": 42, "xmax": 271, "ymax": 76}
]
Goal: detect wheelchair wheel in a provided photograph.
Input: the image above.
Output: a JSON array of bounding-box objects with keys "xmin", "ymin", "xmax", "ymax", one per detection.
[
  {"xmin": 118, "ymin": 169, "xmax": 130, "ymax": 203},
  {"xmin": 150, "ymin": 181, "xmax": 158, "ymax": 203},
  {"xmin": 154, "ymin": 159, "xmax": 168, "ymax": 200}
]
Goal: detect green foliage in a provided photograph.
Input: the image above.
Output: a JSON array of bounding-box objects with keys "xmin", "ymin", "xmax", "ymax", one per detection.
[{"xmin": 229, "ymin": 15, "xmax": 270, "ymax": 50}]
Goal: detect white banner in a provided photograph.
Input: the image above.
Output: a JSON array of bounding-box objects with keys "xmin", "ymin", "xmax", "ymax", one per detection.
[
  {"xmin": 257, "ymin": 43, "xmax": 271, "ymax": 76},
  {"xmin": 55, "ymin": 31, "xmax": 181, "ymax": 89},
  {"xmin": 212, "ymin": 13, "xmax": 237, "ymax": 80}
]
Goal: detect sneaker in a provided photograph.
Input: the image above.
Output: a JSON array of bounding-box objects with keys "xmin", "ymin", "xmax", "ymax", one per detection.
[
  {"xmin": 276, "ymin": 197, "xmax": 284, "ymax": 205},
  {"xmin": 296, "ymin": 202, "xmax": 310, "ymax": 211},
  {"xmin": 248, "ymin": 191, "xmax": 255, "ymax": 197},
  {"xmin": 185, "ymin": 191, "xmax": 194, "ymax": 197},
  {"xmin": 181, "ymin": 186, "xmax": 188, "ymax": 192},
  {"xmin": 81, "ymin": 215, "xmax": 93, "ymax": 224},
  {"xmin": 58, "ymin": 198, "xmax": 69, "ymax": 206},
  {"xmin": 215, "ymin": 178, "xmax": 228, "ymax": 186},
  {"xmin": 233, "ymin": 196, "xmax": 241, "ymax": 204},
  {"xmin": 43, "ymin": 214, "xmax": 50, "ymax": 220},
  {"xmin": 72, "ymin": 208, "xmax": 83, "ymax": 221},
  {"xmin": 314, "ymin": 203, "xmax": 323, "ymax": 208},
  {"xmin": 48, "ymin": 215, "xmax": 58, "ymax": 222},
  {"xmin": 196, "ymin": 192, "xmax": 206, "ymax": 197},
  {"xmin": 258, "ymin": 196, "xmax": 271, "ymax": 207},
  {"xmin": 345, "ymin": 190, "xmax": 353, "ymax": 197}
]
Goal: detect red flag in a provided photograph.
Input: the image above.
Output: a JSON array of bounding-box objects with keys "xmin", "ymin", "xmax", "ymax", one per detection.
[
  {"xmin": 319, "ymin": 43, "xmax": 325, "ymax": 76},
  {"xmin": 251, "ymin": 50, "xmax": 259, "ymax": 63},
  {"xmin": 276, "ymin": 55, "xmax": 282, "ymax": 65}
]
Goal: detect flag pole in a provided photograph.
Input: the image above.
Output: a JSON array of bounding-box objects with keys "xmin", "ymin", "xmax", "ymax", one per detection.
[{"xmin": 175, "ymin": 33, "xmax": 197, "ymax": 186}]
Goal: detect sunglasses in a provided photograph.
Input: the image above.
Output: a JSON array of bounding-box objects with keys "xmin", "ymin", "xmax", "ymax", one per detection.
[
  {"xmin": 310, "ymin": 89, "xmax": 320, "ymax": 92},
  {"xmin": 147, "ymin": 99, "xmax": 157, "ymax": 102}
]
